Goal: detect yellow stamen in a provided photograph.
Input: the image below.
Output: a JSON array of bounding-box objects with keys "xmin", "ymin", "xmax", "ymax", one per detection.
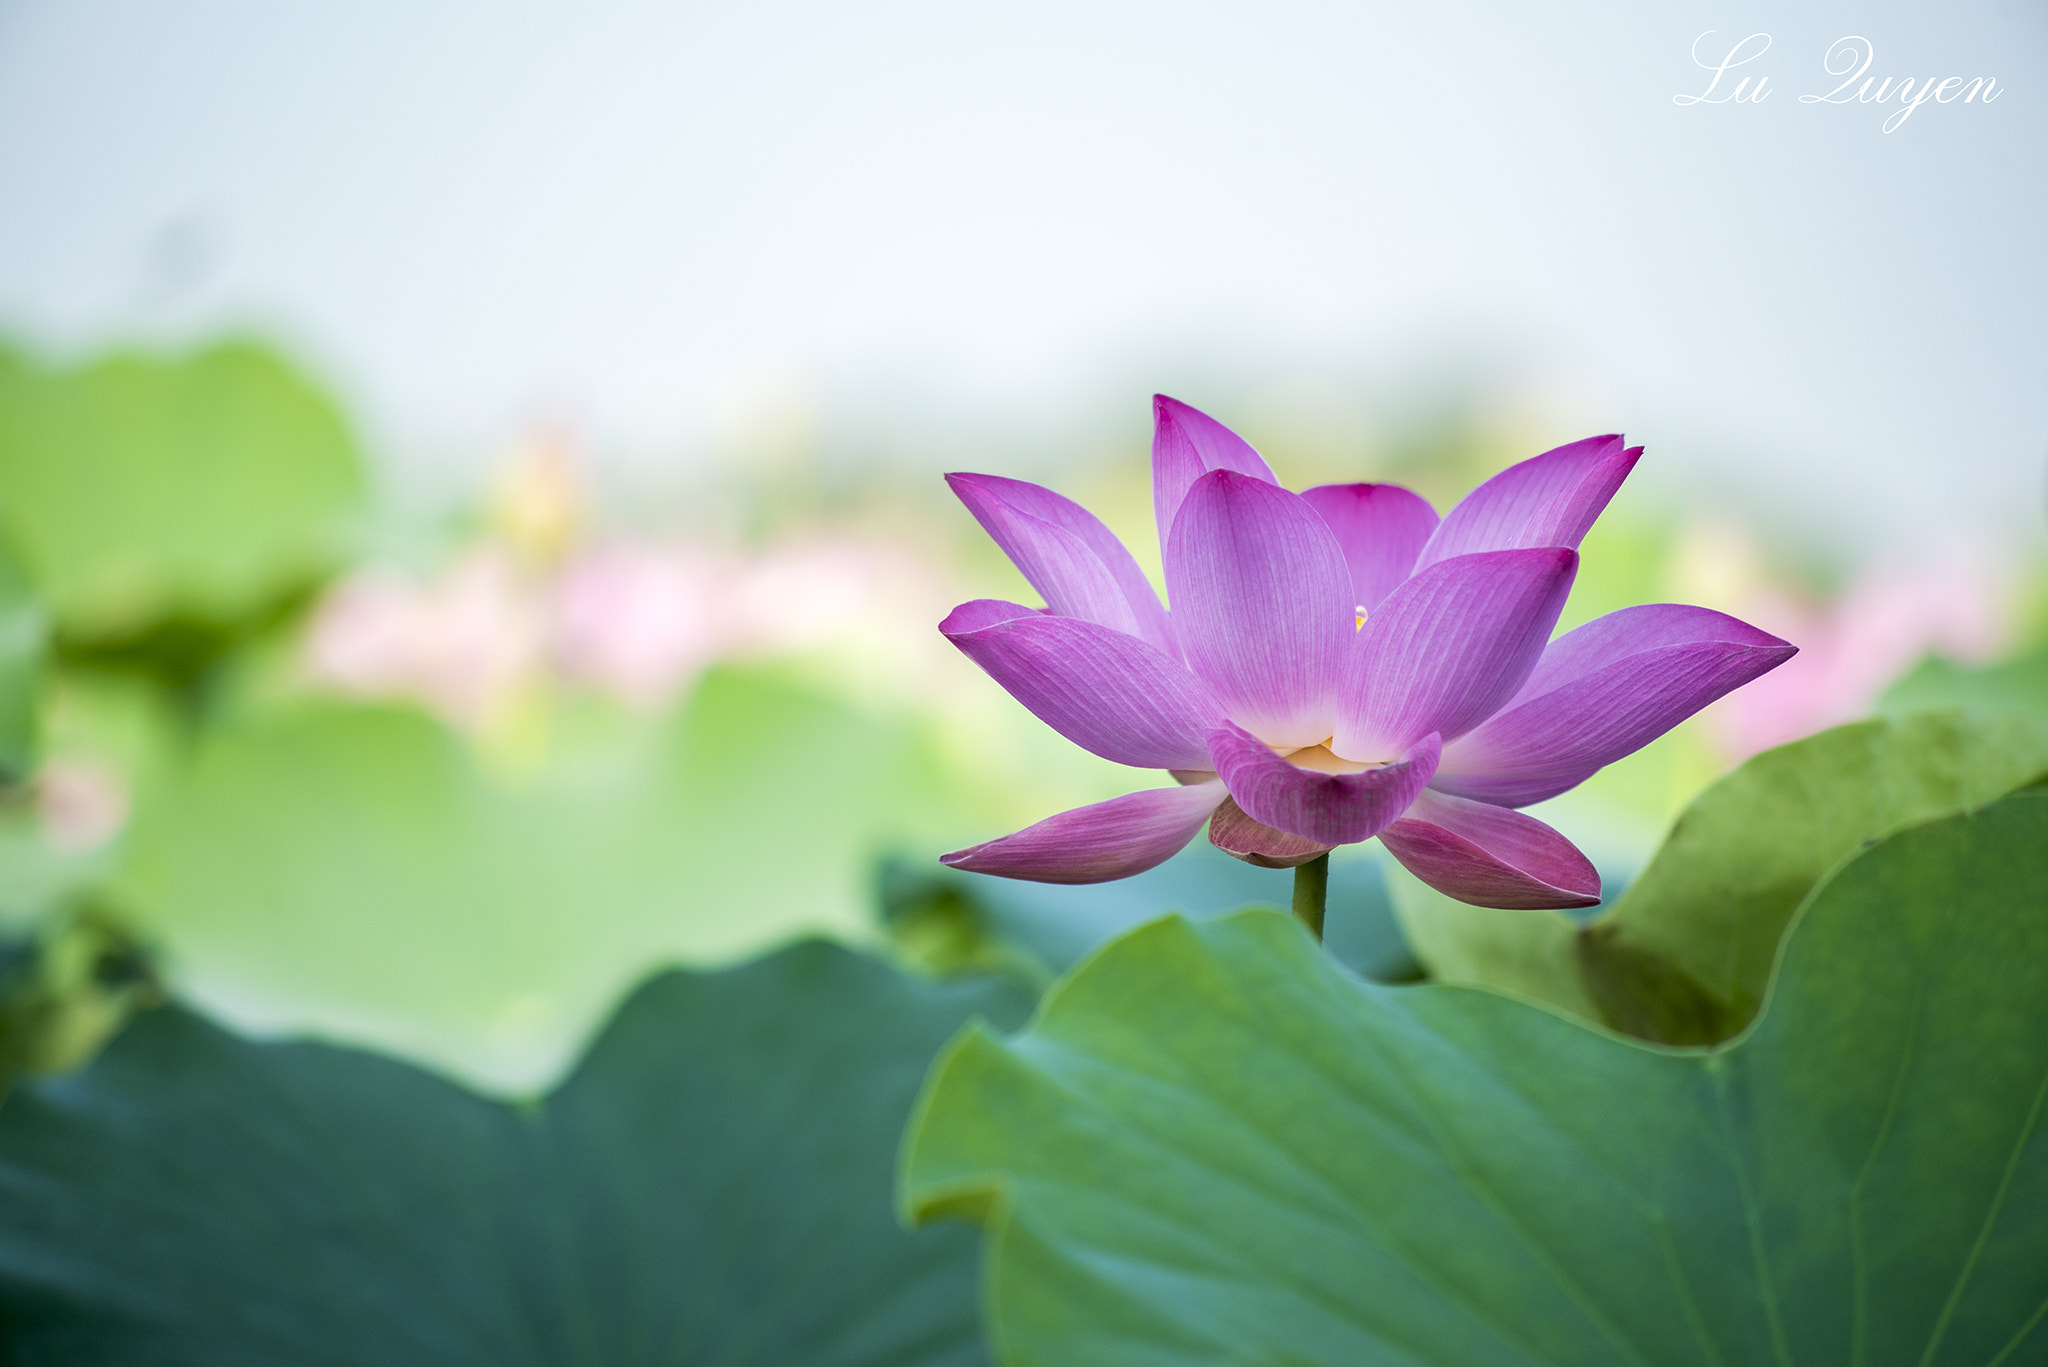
[
  {"xmin": 1354, "ymin": 605, "xmax": 1369, "ymax": 631},
  {"xmin": 1284, "ymin": 743, "xmax": 1385, "ymax": 775}
]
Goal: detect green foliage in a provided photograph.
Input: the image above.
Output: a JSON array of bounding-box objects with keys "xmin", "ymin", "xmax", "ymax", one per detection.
[
  {"xmin": 1390, "ymin": 711, "xmax": 2048, "ymax": 1043},
  {"xmin": 0, "ymin": 528, "xmax": 45, "ymax": 781},
  {"xmin": 0, "ymin": 340, "xmax": 364, "ymax": 649},
  {"xmin": 1388, "ymin": 867, "xmax": 1603, "ymax": 1017},
  {"xmin": 903, "ymin": 790, "xmax": 2048, "ymax": 1366},
  {"xmin": 113, "ymin": 668, "xmax": 980, "ymax": 1086},
  {"xmin": 0, "ymin": 911, "xmax": 157, "ymax": 1085},
  {"xmin": 1883, "ymin": 645, "xmax": 2048, "ymax": 726},
  {"xmin": 0, "ymin": 668, "xmax": 182, "ymax": 939},
  {"xmin": 880, "ymin": 843, "xmax": 1416, "ymax": 983},
  {"xmin": 0, "ymin": 940, "xmax": 1029, "ymax": 1365}
]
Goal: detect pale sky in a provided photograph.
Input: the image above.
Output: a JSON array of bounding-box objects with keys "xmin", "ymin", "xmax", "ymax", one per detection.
[{"xmin": 0, "ymin": 0, "xmax": 2042, "ymax": 551}]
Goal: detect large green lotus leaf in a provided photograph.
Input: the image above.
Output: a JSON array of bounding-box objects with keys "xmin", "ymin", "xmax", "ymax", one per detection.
[
  {"xmin": 0, "ymin": 939, "xmax": 1028, "ymax": 1365},
  {"xmin": 114, "ymin": 668, "xmax": 973, "ymax": 1088},
  {"xmin": 904, "ymin": 790, "xmax": 2048, "ymax": 1365},
  {"xmin": 1391, "ymin": 711, "xmax": 2048, "ymax": 1043},
  {"xmin": 0, "ymin": 341, "xmax": 364, "ymax": 637}
]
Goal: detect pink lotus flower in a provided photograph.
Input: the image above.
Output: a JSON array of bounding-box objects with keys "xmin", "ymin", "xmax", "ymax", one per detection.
[{"xmin": 938, "ymin": 396, "xmax": 1795, "ymax": 910}]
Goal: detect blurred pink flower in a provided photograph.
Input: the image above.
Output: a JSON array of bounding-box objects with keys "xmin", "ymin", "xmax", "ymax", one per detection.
[
  {"xmin": 552, "ymin": 539, "xmax": 904, "ymax": 704},
  {"xmin": 37, "ymin": 757, "xmax": 130, "ymax": 854},
  {"xmin": 305, "ymin": 525, "xmax": 936, "ymax": 721},
  {"xmin": 720, "ymin": 543, "xmax": 881, "ymax": 657},
  {"xmin": 1701, "ymin": 547, "xmax": 2009, "ymax": 759},
  {"xmin": 304, "ymin": 551, "xmax": 542, "ymax": 726},
  {"xmin": 552, "ymin": 545, "xmax": 722, "ymax": 707}
]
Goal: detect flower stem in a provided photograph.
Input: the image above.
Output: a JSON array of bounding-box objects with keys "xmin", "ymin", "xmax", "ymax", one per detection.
[{"xmin": 1292, "ymin": 854, "xmax": 1330, "ymax": 942}]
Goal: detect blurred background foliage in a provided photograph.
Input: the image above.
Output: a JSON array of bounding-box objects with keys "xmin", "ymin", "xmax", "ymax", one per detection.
[{"xmin": 0, "ymin": 333, "xmax": 2041, "ymax": 1091}]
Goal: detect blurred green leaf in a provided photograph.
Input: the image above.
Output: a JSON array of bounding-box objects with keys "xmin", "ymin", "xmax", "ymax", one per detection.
[
  {"xmin": 0, "ymin": 669, "xmax": 183, "ymax": 935},
  {"xmin": 0, "ymin": 527, "xmax": 45, "ymax": 782},
  {"xmin": 1390, "ymin": 711, "xmax": 2048, "ymax": 1043},
  {"xmin": 0, "ymin": 340, "xmax": 364, "ymax": 644},
  {"xmin": 1386, "ymin": 863, "xmax": 1603, "ymax": 1018},
  {"xmin": 0, "ymin": 910, "xmax": 158, "ymax": 1086},
  {"xmin": 881, "ymin": 842, "xmax": 1416, "ymax": 983},
  {"xmin": 0, "ymin": 940, "xmax": 1026, "ymax": 1365},
  {"xmin": 903, "ymin": 791, "xmax": 2048, "ymax": 1365},
  {"xmin": 115, "ymin": 668, "xmax": 976, "ymax": 1087},
  {"xmin": 1882, "ymin": 645, "xmax": 2048, "ymax": 725}
]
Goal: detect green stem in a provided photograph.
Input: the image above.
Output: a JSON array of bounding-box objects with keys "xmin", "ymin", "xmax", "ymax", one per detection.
[{"xmin": 1292, "ymin": 854, "xmax": 1330, "ymax": 942}]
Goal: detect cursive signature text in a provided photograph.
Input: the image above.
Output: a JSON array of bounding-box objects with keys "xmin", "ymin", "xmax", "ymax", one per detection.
[{"xmin": 1675, "ymin": 32, "xmax": 2001, "ymax": 132}]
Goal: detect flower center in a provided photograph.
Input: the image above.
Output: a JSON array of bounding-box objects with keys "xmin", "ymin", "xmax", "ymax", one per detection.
[
  {"xmin": 1279, "ymin": 742, "xmax": 1385, "ymax": 775},
  {"xmin": 1354, "ymin": 605, "xmax": 1369, "ymax": 631}
]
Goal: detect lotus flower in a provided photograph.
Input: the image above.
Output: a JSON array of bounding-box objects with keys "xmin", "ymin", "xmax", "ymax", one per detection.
[{"xmin": 938, "ymin": 396, "xmax": 1795, "ymax": 910}]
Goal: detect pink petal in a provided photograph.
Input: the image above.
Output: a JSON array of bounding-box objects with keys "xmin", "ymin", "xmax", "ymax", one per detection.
[
  {"xmin": 1299, "ymin": 483, "xmax": 1440, "ymax": 614},
  {"xmin": 1208, "ymin": 796, "xmax": 1332, "ymax": 869},
  {"xmin": 1151, "ymin": 395, "xmax": 1279, "ymax": 554},
  {"xmin": 940, "ymin": 597, "xmax": 1045, "ymax": 633},
  {"xmin": 1505, "ymin": 600, "xmax": 1791, "ymax": 701},
  {"xmin": 941, "ymin": 604, "xmax": 1220, "ymax": 770},
  {"xmin": 1165, "ymin": 470, "xmax": 1353, "ymax": 747},
  {"xmin": 946, "ymin": 472, "xmax": 1175, "ymax": 654},
  {"xmin": 1434, "ymin": 605, "xmax": 1797, "ymax": 807},
  {"xmin": 1205, "ymin": 722, "xmax": 1440, "ymax": 845},
  {"xmin": 940, "ymin": 781, "xmax": 1227, "ymax": 884},
  {"xmin": 1334, "ymin": 548, "xmax": 1578, "ymax": 761},
  {"xmin": 1414, "ymin": 435, "xmax": 1640, "ymax": 573},
  {"xmin": 1378, "ymin": 789, "xmax": 1600, "ymax": 910}
]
